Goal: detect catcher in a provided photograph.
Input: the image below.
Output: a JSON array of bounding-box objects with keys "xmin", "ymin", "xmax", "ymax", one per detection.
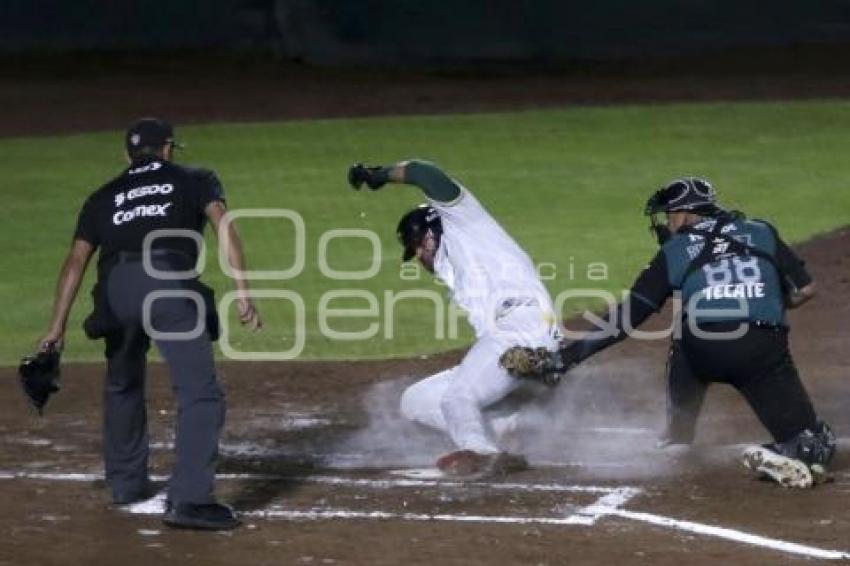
[
  {"xmin": 501, "ymin": 178, "xmax": 835, "ymax": 488},
  {"xmin": 350, "ymin": 160, "xmax": 560, "ymax": 478}
]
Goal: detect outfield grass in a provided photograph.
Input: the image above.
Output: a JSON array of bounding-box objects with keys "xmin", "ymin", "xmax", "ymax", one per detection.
[{"xmin": 2, "ymin": 100, "xmax": 850, "ymax": 365}]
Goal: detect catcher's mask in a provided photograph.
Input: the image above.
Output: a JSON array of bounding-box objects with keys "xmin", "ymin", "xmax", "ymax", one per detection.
[
  {"xmin": 397, "ymin": 204, "xmax": 442, "ymax": 262},
  {"xmin": 644, "ymin": 177, "xmax": 721, "ymax": 245}
]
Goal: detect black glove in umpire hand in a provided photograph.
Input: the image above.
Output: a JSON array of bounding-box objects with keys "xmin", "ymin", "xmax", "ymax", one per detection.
[
  {"xmin": 499, "ymin": 346, "xmax": 567, "ymax": 387},
  {"xmin": 19, "ymin": 344, "xmax": 61, "ymax": 416},
  {"xmin": 348, "ymin": 163, "xmax": 389, "ymax": 191}
]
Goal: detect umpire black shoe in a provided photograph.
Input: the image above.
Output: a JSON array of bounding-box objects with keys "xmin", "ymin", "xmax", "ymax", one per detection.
[{"xmin": 163, "ymin": 502, "xmax": 241, "ymax": 531}]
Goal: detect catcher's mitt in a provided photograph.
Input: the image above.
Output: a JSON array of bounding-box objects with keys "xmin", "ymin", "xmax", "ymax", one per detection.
[
  {"xmin": 19, "ymin": 344, "xmax": 61, "ymax": 416},
  {"xmin": 499, "ymin": 346, "xmax": 565, "ymax": 387}
]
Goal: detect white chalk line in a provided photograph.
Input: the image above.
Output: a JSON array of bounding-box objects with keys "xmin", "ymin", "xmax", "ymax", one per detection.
[
  {"xmin": 246, "ymin": 495, "xmax": 850, "ymax": 561},
  {"xmin": 566, "ymin": 487, "xmax": 642, "ymax": 525},
  {"xmin": 150, "ymin": 441, "xmax": 647, "ymax": 470},
  {"xmin": 247, "ymin": 508, "xmax": 594, "ymax": 526},
  {"xmin": 0, "ymin": 469, "xmax": 620, "ymax": 494},
  {"xmin": 1, "ymin": 469, "xmax": 847, "ymax": 560},
  {"xmin": 307, "ymin": 474, "xmax": 618, "ymax": 494},
  {"xmin": 606, "ymin": 508, "xmax": 850, "ymax": 561},
  {"xmin": 245, "ymin": 504, "xmax": 850, "ymax": 561}
]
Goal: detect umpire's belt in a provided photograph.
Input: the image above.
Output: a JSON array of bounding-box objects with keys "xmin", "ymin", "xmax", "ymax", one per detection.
[{"xmin": 116, "ymin": 249, "xmax": 194, "ymax": 271}]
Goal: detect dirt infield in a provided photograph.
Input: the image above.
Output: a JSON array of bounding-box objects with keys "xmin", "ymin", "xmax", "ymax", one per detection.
[
  {"xmin": 1, "ymin": 227, "xmax": 848, "ymax": 565},
  {"xmin": 3, "ymin": 51, "xmax": 850, "ymax": 565}
]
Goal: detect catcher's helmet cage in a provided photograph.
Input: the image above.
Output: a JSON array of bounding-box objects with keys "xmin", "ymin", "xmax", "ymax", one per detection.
[
  {"xmin": 644, "ymin": 177, "xmax": 723, "ymax": 245},
  {"xmin": 645, "ymin": 177, "xmax": 718, "ymax": 215},
  {"xmin": 396, "ymin": 204, "xmax": 442, "ymax": 261}
]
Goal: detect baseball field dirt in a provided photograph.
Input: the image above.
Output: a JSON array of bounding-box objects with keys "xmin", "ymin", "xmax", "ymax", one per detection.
[{"xmin": 2, "ymin": 49, "xmax": 850, "ymax": 565}]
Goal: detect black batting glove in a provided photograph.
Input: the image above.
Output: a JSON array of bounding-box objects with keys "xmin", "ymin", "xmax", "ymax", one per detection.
[{"xmin": 348, "ymin": 163, "xmax": 388, "ymax": 191}]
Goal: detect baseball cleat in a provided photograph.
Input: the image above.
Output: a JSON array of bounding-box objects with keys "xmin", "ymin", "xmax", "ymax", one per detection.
[
  {"xmin": 742, "ymin": 445, "xmax": 813, "ymax": 488},
  {"xmin": 163, "ymin": 502, "xmax": 241, "ymax": 531},
  {"xmin": 484, "ymin": 452, "xmax": 529, "ymax": 478},
  {"xmin": 809, "ymin": 463, "xmax": 832, "ymax": 486},
  {"xmin": 437, "ymin": 450, "xmax": 489, "ymax": 477},
  {"xmin": 436, "ymin": 450, "xmax": 528, "ymax": 480}
]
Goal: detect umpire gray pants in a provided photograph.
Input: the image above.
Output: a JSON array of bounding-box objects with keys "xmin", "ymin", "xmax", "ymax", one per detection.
[{"xmin": 104, "ymin": 259, "xmax": 224, "ymax": 504}]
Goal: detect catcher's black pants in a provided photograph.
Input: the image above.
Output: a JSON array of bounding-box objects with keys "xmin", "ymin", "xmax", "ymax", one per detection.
[
  {"xmin": 665, "ymin": 321, "xmax": 818, "ymax": 445},
  {"xmin": 103, "ymin": 257, "xmax": 224, "ymax": 505}
]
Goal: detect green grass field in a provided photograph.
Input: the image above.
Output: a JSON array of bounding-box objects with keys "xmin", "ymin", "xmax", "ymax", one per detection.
[{"xmin": 2, "ymin": 100, "xmax": 850, "ymax": 365}]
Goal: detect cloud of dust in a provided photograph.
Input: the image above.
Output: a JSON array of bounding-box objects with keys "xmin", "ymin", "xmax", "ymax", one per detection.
[
  {"xmin": 514, "ymin": 359, "xmax": 673, "ymax": 480},
  {"xmin": 327, "ymin": 376, "xmax": 454, "ymax": 469},
  {"xmin": 327, "ymin": 357, "xmax": 697, "ymax": 480}
]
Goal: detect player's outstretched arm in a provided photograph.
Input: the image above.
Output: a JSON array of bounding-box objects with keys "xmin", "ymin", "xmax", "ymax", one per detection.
[
  {"xmin": 348, "ymin": 159, "xmax": 461, "ymax": 203},
  {"xmin": 501, "ymin": 251, "xmax": 673, "ymax": 382},
  {"xmin": 499, "ymin": 335, "xmax": 608, "ymax": 384}
]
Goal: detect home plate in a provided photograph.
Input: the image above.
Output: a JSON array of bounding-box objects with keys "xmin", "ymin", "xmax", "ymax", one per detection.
[{"xmin": 388, "ymin": 468, "xmax": 445, "ymax": 479}]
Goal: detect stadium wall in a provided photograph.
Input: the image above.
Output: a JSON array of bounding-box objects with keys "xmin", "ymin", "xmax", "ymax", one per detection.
[{"xmin": 1, "ymin": 0, "xmax": 848, "ymax": 64}]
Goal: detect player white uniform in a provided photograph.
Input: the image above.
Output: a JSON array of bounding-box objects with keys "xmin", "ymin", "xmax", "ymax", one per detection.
[{"xmin": 400, "ymin": 185, "xmax": 559, "ymax": 454}]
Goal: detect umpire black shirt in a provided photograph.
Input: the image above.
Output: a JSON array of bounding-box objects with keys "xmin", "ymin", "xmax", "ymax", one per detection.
[{"xmin": 74, "ymin": 156, "xmax": 225, "ymax": 274}]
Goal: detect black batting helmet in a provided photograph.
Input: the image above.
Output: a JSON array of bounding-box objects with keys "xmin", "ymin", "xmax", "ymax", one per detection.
[{"xmin": 396, "ymin": 205, "xmax": 442, "ymax": 261}]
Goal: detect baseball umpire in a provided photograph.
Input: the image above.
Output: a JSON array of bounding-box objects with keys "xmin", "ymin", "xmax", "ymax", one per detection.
[
  {"xmin": 349, "ymin": 160, "xmax": 560, "ymax": 479},
  {"xmin": 37, "ymin": 118, "xmax": 261, "ymax": 529},
  {"xmin": 501, "ymin": 177, "xmax": 835, "ymax": 488}
]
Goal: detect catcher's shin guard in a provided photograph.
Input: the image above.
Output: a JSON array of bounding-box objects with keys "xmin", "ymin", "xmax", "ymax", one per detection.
[{"xmin": 775, "ymin": 420, "xmax": 837, "ymax": 469}]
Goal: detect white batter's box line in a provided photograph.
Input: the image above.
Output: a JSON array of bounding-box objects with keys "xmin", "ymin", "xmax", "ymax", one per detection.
[
  {"xmin": 246, "ymin": 508, "xmax": 595, "ymax": 526},
  {"xmin": 247, "ymin": 505, "xmax": 850, "ymax": 562},
  {"xmin": 0, "ymin": 469, "xmax": 627, "ymax": 494},
  {"xmin": 121, "ymin": 497, "xmax": 850, "ymax": 561},
  {"xmin": 305, "ymin": 474, "xmax": 625, "ymax": 494},
  {"xmin": 607, "ymin": 508, "xmax": 850, "ymax": 561},
  {"xmin": 565, "ymin": 487, "xmax": 643, "ymax": 526},
  {"xmin": 120, "ymin": 496, "xmax": 850, "ymax": 561},
  {"xmin": 2, "ymin": 468, "xmax": 847, "ymax": 560}
]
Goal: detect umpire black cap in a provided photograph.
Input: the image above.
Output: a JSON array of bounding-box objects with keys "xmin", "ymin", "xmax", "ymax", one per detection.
[
  {"xmin": 645, "ymin": 177, "xmax": 718, "ymax": 215},
  {"xmin": 397, "ymin": 205, "xmax": 442, "ymax": 262},
  {"xmin": 125, "ymin": 117, "xmax": 181, "ymax": 154}
]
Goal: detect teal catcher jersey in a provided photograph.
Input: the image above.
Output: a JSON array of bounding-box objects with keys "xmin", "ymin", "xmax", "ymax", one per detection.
[{"xmin": 662, "ymin": 218, "xmax": 786, "ymax": 325}]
